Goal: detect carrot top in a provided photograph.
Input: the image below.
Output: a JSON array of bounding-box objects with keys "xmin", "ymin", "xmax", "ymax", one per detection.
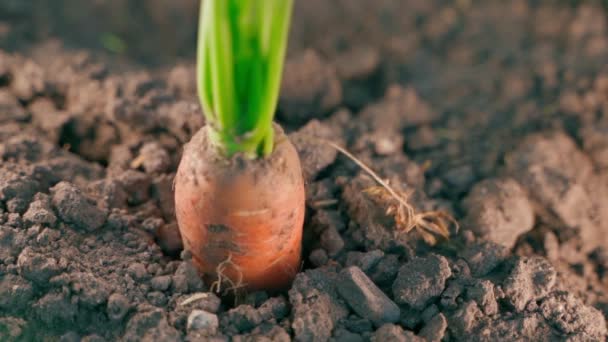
[{"xmin": 197, "ymin": 0, "xmax": 294, "ymax": 158}]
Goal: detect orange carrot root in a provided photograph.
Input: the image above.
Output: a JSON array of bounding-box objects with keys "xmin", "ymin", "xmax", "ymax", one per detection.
[{"xmin": 174, "ymin": 125, "xmax": 305, "ymax": 291}]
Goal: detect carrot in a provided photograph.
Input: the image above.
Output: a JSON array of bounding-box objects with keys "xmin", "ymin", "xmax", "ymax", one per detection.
[
  {"xmin": 175, "ymin": 125, "xmax": 304, "ymax": 290},
  {"xmin": 174, "ymin": 0, "xmax": 302, "ymax": 291}
]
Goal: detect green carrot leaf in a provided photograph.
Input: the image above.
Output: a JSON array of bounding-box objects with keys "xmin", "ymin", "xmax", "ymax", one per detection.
[{"xmin": 196, "ymin": 0, "xmax": 294, "ymax": 158}]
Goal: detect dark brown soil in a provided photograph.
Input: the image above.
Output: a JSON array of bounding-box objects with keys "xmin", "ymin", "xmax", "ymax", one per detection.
[{"xmin": 2, "ymin": 1, "xmax": 608, "ymax": 341}]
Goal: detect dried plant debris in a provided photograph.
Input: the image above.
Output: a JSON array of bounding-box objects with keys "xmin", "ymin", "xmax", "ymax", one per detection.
[
  {"xmin": 363, "ymin": 186, "xmax": 456, "ymax": 245},
  {"xmin": 323, "ymin": 138, "xmax": 457, "ymax": 245}
]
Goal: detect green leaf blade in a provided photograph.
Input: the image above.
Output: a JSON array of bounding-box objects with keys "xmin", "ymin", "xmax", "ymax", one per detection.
[{"xmin": 197, "ymin": 0, "xmax": 294, "ymax": 158}]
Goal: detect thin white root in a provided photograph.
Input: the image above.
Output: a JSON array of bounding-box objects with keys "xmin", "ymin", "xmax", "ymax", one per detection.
[{"xmin": 210, "ymin": 253, "xmax": 246, "ymax": 299}]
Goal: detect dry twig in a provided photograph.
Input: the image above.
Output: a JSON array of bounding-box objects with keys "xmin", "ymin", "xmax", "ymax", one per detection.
[{"xmin": 313, "ymin": 137, "xmax": 458, "ymax": 245}]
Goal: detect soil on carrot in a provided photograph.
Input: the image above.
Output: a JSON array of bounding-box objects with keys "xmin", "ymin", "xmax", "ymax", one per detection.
[{"xmin": 2, "ymin": 1, "xmax": 608, "ymax": 341}]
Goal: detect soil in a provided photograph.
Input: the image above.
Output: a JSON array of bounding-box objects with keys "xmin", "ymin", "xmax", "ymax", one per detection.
[{"xmin": 2, "ymin": 0, "xmax": 608, "ymax": 341}]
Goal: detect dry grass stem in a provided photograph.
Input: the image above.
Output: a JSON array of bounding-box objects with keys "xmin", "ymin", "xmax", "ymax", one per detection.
[{"xmin": 315, "ymin": 137, "xmax": 458, "ymax": 245}]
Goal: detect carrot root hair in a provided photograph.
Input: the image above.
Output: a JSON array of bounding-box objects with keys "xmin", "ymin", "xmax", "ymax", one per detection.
[{"xmin": 209, "ymin": 253, "xmax": 246, "ymax": 301}]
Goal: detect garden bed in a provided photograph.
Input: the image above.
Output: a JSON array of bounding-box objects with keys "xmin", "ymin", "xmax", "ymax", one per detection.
[{"xmin": 1, "ymin": 1, "xmax": 608, "ymax": 341}]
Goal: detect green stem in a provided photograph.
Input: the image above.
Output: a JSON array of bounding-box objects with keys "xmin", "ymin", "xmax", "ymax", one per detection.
[
  {"xmin": 197, "ymin": 0, "xmax": 214, "ymax": 123},
  {"xmin": 196, "ymin": 0, "xmax": 293, "ymax": 158},
  {"xmin": 209, "ymin": 0, "xmax": 236, "ymax": 133},
  {"xmin": 252, "ymin": 0, "xmax": 293, "ymax": 156}
]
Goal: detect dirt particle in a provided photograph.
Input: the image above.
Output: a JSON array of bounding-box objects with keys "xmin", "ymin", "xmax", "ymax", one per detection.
[
  {"xmin": 0, "ymin": 167, "xmax": 40, "ymax": 214},
  {"xmin": 87, "ymin": 179, "xmax": 128, "ymax": 210},
  {"xmin": 308, "ymin": 248, "xmax": 329, "ymax": 267},
  {"xmin": 136, "ymin": 142, "xmax": 171, "ymax": 174},
  {"xmin": 29, "ymin": 97, "xmax": 71, "ymax": 143},
  {"xmin": 506, "ymin": 132, "xmax": 607, "ymax": 252},
  {"xmin": 151, "ymin": 174, "xmax": 176, "ymax": 222},
  {"xmin": 345, "ymin": 250, "xmax": 384, "ymax": 274},
  {"xmin": 312, "ymin": 209, "xmax": 345, "ymax": 234},
  {"xmin": 0, "ymin": 274, "xmax": 33, "ymax": 312},
  {"xmin": 442, "ymin": 165, "xmax": 476, "ymax": 193},
  {"xmin": 108, "ymin": 144, "xmax": 133, "ymax": 173},
  {"xmin": 337, "ymin": 266, "xmax": 400, "ymax": 327},
  {"xmin": 354, "ymin": 86, "xmax": 439, "ymax": 156},
  {"xmin": 460, "ymin": 241, "xmax": 509, "ymax": 277},
  {"xmin": 371, "ymin": 324, "xmax": 422, "ymax": 342},
  {"xmin": 147, "ymin": 291, "xmax": 167, "ymax": 307},
  {"xmin": 150, "ymin": 275, "xmax": 172, "ymax": 292},
  {"xmin": 141, "ymin": 217, "xmax": 164, "ymax": 234},
  {"xmin": 0, "ymin": 317, "xmax": 26, "ymax": 341},
  {"xmin": 10, "ymin": 59, "xmax": 45, "ymax": 100},
  {"xmin": 369, "ymin": 254, "xmax": 401, "ymax": 288},
  {"xmin": 158, "ymin": 101, "xmax": 204, "ymax": 144},
  {"xmin": 406, "ymin": 125, "xmax": 441, "ymax": 151},
  {"xmin": 169, "ymin": 293, "xmax": 220, "ymax": 333},
  {"xmin": 334, "ymin": 46, "xmax": 380, "ymax": 81},
  {"xmin": 127, "ymin": 262, "xmax": 149, "ymax": 282},
  {"xmin": 447, "ymin": 301, "xmax": 483, "ymax": 337},
  {"xmin": 539, "ymin": 291, "xmax": 607, "ymax": 340},
  {"xmin": 23, "ymin": 194, "xmax": 57, "ymax": 227},
  {"xmin": 503, "ymin": 257, "xmax": 557, "ymax": 311},
  {"xmin": 258, "ymin": 296, "xmax": 289, "ymax": 322},
  {"xmin": 0, "ymin": 90, "xmax": 29, "ymax": 124},
  {"xmin": 34, "ymin": 291, "xmax": 77, "ymax": 326},
  {"xmin": 333, "ymin": 327, "xmax": 365, "ymax": 342},
  {"xmin": 465, "ymin": 280, "xmax": 498, "ymax": 316},
  {"xmin": 107, "ymin": 293, "xmax": 131, "ymax": 322},
  {"xmin": 289, "ymin": 269, "xmax": 348, "ymax": 342},
  {"xmin": 5, "ymin": 212, "xmax": 21, "ymax": 227},
  {"xmin": 123, "ymin": 305, "xmax": 181, "ymax": 342},
  {"xmin": 392, "ymin": 254, "xmax": 451, "ymax": 310},
  {"xmin": 543, "ymin": 231, "xmax": 560, "ymax": 262},
  {"xmin": 0, "ymin": 226, "xmax": 25, "ymax": 260},
  {"xmin": 155, "ymin": 222, "xmax": 182, "ymax": 257},
  {"xmin": 320, "ymin": 225, "xmax": 344, "ymax": 257},
  {"xmin": 343, "ymin": 316, "xmax": 373, "ymax": 334},
  {"xmin": 419, "ymin": 313, "xmax": 447, "ymax": 342},
  {"xmin": 115, "ymin": 170, "xmax": 151, "ymax": 205},
  {"xmin": 221, "ymin": 305, "xmax": 263, "ymax": 334},
  {"xmin": 51, "ymin": 182, "xmax": 107, "ymax": 231},
  {"xmin": 289, "ymin": 119, "xmax": 340, "ymax": 181},
  {"xmin": 187, "ymin": 309, "xmax": 219, "ymax": 334},
  {"xmin": 70, "ymin": 272, "xmax": 111, "ymax": 307},
  {"xmin": 167, "ymin": 65, "xmax": 196, "ymax": 97},
  {"xmin": 17, "ymin": 247, "xmax": 63, "ymax": 285},
  {"xmin": 172, "ymin": 261, "xmax": 204, "ymax": 294},
  {"xmin": 463, "ymin": 178, "xmax": 534, "ymax": 249},
  {"xmin": 231, "ymin": 324, "xmax": 290, "ymax": 342}
]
